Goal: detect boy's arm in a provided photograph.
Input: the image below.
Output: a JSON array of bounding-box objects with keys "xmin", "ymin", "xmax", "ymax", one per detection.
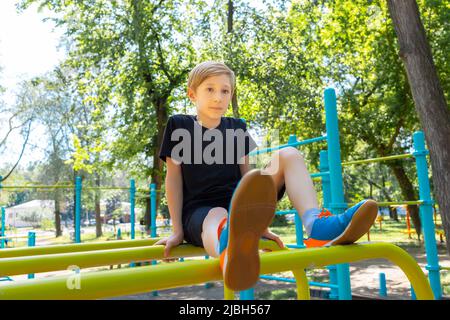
[
  {"xmin": 165, "ymin": 156, "xmax": 184, "ymax": 235},
  {"xmin": 154, "ymin": 156, "xmax": 184, "ymax": 258}
]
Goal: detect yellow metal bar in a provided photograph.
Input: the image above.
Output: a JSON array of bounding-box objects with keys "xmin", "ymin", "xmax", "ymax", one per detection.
[
  {"xmin": 0, "ymin": 244, "xmax": 206, "ymax": 276},
  {"xmin": 223, "ymin": 287, "xmax": 235, "ymax": 300},
  {"xmin": 0, "ymin": 238, "xmax": 161, "ymax": 258},
  {"xmin": 0, "ymin": 242, "xmax": 434, "ymax": 300},
  {"xmin": 342, "ymin": 154, "xmax": 413, "ymax": 166},
  {"xmin": 348, "ymin": 201, "xmax": 423, "ymax": 207},
  {"xmin": 292, "ymin": 269, "xmax": 310, "ymax": 300}
]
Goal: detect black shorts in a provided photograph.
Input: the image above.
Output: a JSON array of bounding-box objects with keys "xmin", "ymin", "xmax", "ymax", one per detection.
[{"xmin": 182, "ymin": 184, "xmax": 286, "ymax": 247}]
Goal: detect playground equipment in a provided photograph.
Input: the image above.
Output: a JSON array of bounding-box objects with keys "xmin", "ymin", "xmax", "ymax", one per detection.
[
  {"xmin": 0, "ymin": 239, "xmax": 434, "ymax": 300},
  {"xmin": 0, "ymin": 88, "xmax": 443, "ymax": 300}
]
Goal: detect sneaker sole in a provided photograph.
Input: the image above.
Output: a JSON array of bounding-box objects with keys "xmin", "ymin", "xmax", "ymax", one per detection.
[
  {"xmin": 224, "ymin": 169, "xmax": 277, "ymax": 291},
  {"xmin": 327, "ymin": 200, "xmax": 378, "ymax": 246}
]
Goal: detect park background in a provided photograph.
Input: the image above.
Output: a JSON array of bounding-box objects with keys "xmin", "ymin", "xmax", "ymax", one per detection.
[{"xmin": 0, "ymin": 0, "xmax": 449, "ymax": 299}]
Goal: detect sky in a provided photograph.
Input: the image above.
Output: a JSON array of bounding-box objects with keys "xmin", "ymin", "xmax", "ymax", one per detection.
[{"xmin": 0, "ymin": 1, "xmax": 66, "ymax": 167}]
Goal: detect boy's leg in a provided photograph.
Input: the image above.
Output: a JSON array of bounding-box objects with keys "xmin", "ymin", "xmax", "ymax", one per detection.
[
  {"xmin": 201, "ymin": 207, "xmax": 228, "ymax": 258},
  {"xmin": 262, "ymin": 147, "xmax": 378, "ymax": 246},
  {"xmin": 261, "ymin": 146, "xmax": 319, "ymax": 215}
]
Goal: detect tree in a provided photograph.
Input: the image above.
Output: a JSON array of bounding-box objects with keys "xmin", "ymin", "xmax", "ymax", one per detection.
[{"xmin": 387, "ymin": 0, "xmax": 450, "ymax": 254}]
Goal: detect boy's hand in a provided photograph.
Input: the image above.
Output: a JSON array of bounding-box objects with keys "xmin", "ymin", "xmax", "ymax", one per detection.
[
  {"xmin": 261, "ymin": 228, "xmax": 285, "ymax": 250},
  {"xmin": 154, "ymin": 232, "xmax": 184, "ymax": 259}
]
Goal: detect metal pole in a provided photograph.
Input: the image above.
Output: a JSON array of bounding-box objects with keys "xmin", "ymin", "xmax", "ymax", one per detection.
[
  {"xmin": 324, "ymin": 88, "xmax": 352, "ymax": 300},
  {"xmin": 150, "ymin": 183, "xmax": 157, "ymax": 238},
  {"xmin": 75, "ymin": 176, "xmax": 82, "ymax": 243},
  {"xmin": 1, "ymin": 207, "xmax": 5, "ymax": 249},
  {"xmin": 320, "ymin": 150, "xmax": 339, "ymax": 300},
  {"xmin": 27, "ymin": 231, "xmax": 35, "ymax": 279},
  {"xmin": 379, "ymin": 272, "xmax": 387, "ymax": 297},
  {"xmin": 412, "ymin": 130, "xmax": 441, "ymax": 299},
  {"xmin": 130, "ymin": 179, "xmax": 135, "ymax": 240}
]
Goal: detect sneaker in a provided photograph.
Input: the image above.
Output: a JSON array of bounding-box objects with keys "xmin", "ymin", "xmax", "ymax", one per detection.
[
  {"xmin": 218, "ymin": 169, "xmax": 277, "ymax": 291},
  {"xmin": 303, "ymin": 199, "xmax": 378, "ymax": 248}
]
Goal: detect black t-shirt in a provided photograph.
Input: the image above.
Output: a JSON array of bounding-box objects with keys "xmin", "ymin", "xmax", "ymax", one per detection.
[{"xmin": 158, "ymin": 114, "xmax": 258, "ymax": 221}]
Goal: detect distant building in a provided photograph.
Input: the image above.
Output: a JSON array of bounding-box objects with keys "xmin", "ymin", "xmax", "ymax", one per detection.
[{"xmin": 5, "ymin": 200, "xmax": 55, "ymax": 228}]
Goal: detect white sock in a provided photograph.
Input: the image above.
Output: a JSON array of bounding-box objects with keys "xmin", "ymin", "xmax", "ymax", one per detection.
[{"xmin": 301, "ymin": 208, "xmax": 321, "ymax": 237}]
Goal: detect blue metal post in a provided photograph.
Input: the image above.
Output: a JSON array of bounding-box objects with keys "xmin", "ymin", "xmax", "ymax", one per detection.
[
  {"xmin": 130, "ymin": 179, "xmax": 136, "ymax": 240},
  {"xmin": 0, "ymin": 176, "xmax": 4, "ymax": 249},
  {"xmin": 117, "ymin": 228, "xmax": 122, "ymax": 239},
  {"xmin": 28, "ymin": 231, "xmax": 35, "ymax": 279},
  {"xmin": 320, "ymin": 150, "xmax": 339, "ymax": 300},
  {"xmin": 240, "ymin": 289, "xmax": 254, "ymax": 300},
  {"xmin": 75, "ymin": 176, "xmax": 82, "ymax": 243},
  {"xmin": 411, "ymin": 285, "xmax": 417, "ymax": 300},
  {"xmin": 324, "ymin": 88, "xmax": 352, "ymax": 300},
  {"xmin": 149, "ymin": 183, "xmax": 158, "ymax": 296},
  {"xmin": 412, "ymin": 131, "xmax": 441, "ymax": 299},
  {"xmin": 150, "ymin": 183, "xmax": 157, "ymax": 238},
  {"xmin": 1, "ymin": 207, "xmax": 5, "ymax": 249},
  {"xmin": 379, "ymin": 273, "xmax": 387, "ymax": 297}
]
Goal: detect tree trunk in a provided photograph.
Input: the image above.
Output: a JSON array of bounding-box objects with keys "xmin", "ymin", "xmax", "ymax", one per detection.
[
  {"xmin": 388, "ymin": 0, "xmax": 450, "ymax": 252},
  {"xmin": 146, "ymin": 97, "xmax": 168, "ymax": 233},
  {"xmin": 95, "ymin": 172, "xmax": 102, "ymax": 238},
  {"xmin": 387, "ymin": 161, "xmax": 421, "ymax": 239},
  {"xmin": 54, "ymin": 191, "xmax": 62, "ymax": 237}
]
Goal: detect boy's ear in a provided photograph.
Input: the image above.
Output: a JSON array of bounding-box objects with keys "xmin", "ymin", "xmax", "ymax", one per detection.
[{"xmin": 187, "ymin": 87, "xmax": 196, "ymax": 102}]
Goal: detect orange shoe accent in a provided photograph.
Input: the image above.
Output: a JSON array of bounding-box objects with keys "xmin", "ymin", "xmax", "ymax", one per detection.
[
  {"xmin": 303, "ymin": 238, "xmax": 330, "ymax": 248},
  {"xmin": 219, "ymin": 248, "xmax": 227, "ymax": 271},
  {"xmin": 318, "ymin": 208, "xmax": 332, "ymax": 218},
  {"xmin": 217, "ymin": 217, "xmax": 227, "ymax": 240}
]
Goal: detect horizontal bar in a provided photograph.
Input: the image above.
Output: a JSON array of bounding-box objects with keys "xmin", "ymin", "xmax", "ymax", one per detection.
[
  {"xmin": 0, "ymin": 235, "xmax": 31, "ymax": 240},
  {"xmin": 310, "ymin": 172, "xmax": 329, "ymax": 178},
  {"xmin": 0, "ymin": 185, "xmax": 73, "ymax": 189},
  {"xmin": 0, "ymin": 239, "xmax": 283, "ymax": 276},
  {"xmin": 348, "ymin": 200, "xmax": 424, "ymax": 207},
  {"xmin": 342, "ymin": 154, "xmax": 413, "ymax": 166},
  {"xmin": 308, "ymin": 281, "xmax": 339, "ymax": 289},
  {"xmin": 0, "ymin": 245, "xmax": 206, "ymax": 277},
  {"xmin": 0, "ymin": 238, "xmax": 160, "ymax": 259},
  {"xmin": 0, "ymin": 242, "xmax": 434, "ymax": 300},
  {"xmin": 249, "ymin": 136, "xmax": 327, "ymax": 156},
  {"xmin": 276, "ymin": 210, "xmax": 297, "ymax": 215}
]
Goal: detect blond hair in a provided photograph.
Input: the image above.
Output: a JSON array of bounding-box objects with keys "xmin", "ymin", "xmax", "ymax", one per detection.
[{"xmin": 187, "ymin": 61, "xmax": 236, "ymax": 96}]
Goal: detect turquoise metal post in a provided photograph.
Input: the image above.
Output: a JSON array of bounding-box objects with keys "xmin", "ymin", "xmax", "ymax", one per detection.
[
  {"xmin": 320, "ymin": 150, "xmax": 338, "ymax": 299},
  {"xmin": 130, "ymin": 179, "xmax": 136, "ymax": 240},
  {"xmin": 27, "ymin": 231, "xmax": 35, "ymax": 279},
  {"xmin": 289, "ymin": 135, "xmax": 304, "ymax": 247},
  {"xmin": 240, "ymin": 289, "xmax": 254, "ymax": 300},
  {"xmin": 324, "ymin": 88, "xmax": 352, "ymax": 300},
  {"xmin": 379, "ymin": 273, "xmax": 387, "ymax": 297},
  {"xmin": 150, "ymin": 183, "xmax": 158, "ymax": 296},
  {"xmin": 411, "ymin": 285, "xmax": 417, "ymax": 300},
  {"xmin": 150, "ymin": 183, "xmax": 157, "ymax": 238},
  {"xmin": 75, "ymin": 176, "xmax": 82, "ymax": 243},
  {"xmin": 1, "ymin": 207, "xmax": 5, "ymax": 249},
  {"xmin": 412, "ymin": 131, "xmax": 441, "ymax": 299}
]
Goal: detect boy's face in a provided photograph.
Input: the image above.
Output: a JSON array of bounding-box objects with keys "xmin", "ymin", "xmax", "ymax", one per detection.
[{"xmin": 188, "ymin": 74, "xmax": 232, "ymax": 121}]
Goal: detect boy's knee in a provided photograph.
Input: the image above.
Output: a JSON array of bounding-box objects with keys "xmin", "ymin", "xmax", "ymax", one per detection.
[
  {"xmin": 279, "ymin": 147, "xmax": 303, "ymax": 162},
  {"xmin": 208, "ymin": 207, "xmax": 227, "ymax": 218}
]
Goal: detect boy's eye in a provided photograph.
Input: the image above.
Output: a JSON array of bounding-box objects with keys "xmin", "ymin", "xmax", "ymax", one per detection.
[
  {"xmin": 222, "ymin": 90, "xmax": 230, "ymax": 94},
  {"xmin": 207, "ymin": 88, "xmax": 214, "ymax": 92}
]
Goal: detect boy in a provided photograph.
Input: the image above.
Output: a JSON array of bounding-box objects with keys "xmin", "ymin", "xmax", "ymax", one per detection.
[{"xmin": 156, "ymin": 61, "xmax": 378, "ymax": 291}]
